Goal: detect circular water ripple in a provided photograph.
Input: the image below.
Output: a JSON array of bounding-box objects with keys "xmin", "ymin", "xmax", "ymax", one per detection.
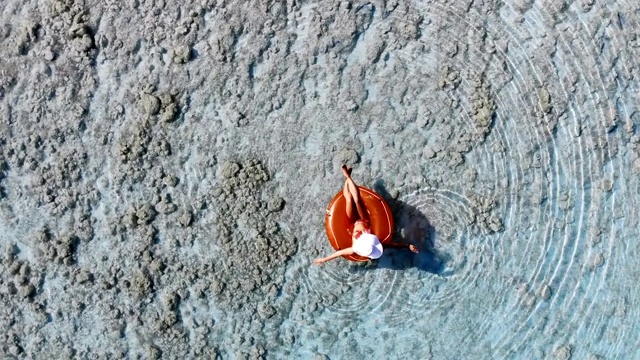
[
  {"xmin": 302, "ymin": 2, "xmax": 638, "ymax": 357},
  {"xmin": 295, "ymin": 1, "xmax": 638, "ymax": 357},
  {"xmin": 303, "ymin": 187, "xmax": 492, "ymax": 325},
  {"xmin": 396, "ymin": 188, "xmax": 490, "ymax": 297},
  {"xmin": 379, "ymin": 1, "xmax": 637, "ymax": 357}
]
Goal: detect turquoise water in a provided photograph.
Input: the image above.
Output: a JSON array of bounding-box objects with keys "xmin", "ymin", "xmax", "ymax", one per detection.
[
  {"xmin": 1, "ymin": 1, "xmax": 639, "ymax": 358},
  {"xmin": 274, "ymin": 2, "xmax": 640, "ymax": 359}
]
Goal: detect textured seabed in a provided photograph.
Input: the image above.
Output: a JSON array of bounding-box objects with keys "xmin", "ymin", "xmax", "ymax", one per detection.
[{"xmin": 1, "ymin": 0, "xmax": 639, "ymax": 359}]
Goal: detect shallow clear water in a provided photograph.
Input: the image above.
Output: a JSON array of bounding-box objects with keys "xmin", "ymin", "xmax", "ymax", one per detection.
[
  {"xmin": 275, "ymin": 2, "xmax": 640, "ymax": 359},
  {"xmin": 1, "ymin": 0, "xmax": 639, "ymax": 359}
]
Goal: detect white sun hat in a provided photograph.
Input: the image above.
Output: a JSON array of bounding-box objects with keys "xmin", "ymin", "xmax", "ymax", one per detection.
[{"xmin": 353, "ymin": 233, "xmax": 383, "ymax": 259}]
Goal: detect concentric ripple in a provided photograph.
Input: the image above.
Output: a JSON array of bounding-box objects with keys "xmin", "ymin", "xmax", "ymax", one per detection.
[
  {"xmin": 303, "ymin": 186, "xmax": 496, "ymax": 328},
  {"xmin": 294, "ymin": 1, "xmax": 639, "ymax": 358}
]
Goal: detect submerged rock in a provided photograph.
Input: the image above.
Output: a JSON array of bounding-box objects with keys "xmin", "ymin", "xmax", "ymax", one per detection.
[
  {"xmin": 554, "ymin": 345, "xmax": 572, "ymax": 360},
  {"xmin": 140, "ymin": 94, "xmax": 161, "ymax": 115},
  {"xmin": 136, "ymin": 204, "xmax": 157, "ymax": 225},
  {"xmin": 539, "ymin": 284, "xmax": 552, "ymax": 300},
  {"xmin": 267, "ymin": 196, "xmax": 285, "ymax": 212},
  {"xmin": 172, "ymin": 45, "xmax": 192, "ymax": 64}
]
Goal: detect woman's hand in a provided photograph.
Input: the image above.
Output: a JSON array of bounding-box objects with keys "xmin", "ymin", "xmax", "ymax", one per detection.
[
  {"xmin": 313, "ymin": 248, "xmax": 355, "ymax": 265},
  {"xmin": 409, "ymin": 244, "xmax": 419, "ymax": 253}
]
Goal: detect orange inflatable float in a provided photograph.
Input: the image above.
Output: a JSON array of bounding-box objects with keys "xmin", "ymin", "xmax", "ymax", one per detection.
[{"xmin": 324, "ymin": 187, "xmax": 395, "ymax": 262}]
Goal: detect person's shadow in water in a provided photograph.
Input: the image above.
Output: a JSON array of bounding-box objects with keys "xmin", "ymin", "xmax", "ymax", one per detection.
[{"xmin": 354, "ymin": 179, "xmax": 453, "ymax": 275}]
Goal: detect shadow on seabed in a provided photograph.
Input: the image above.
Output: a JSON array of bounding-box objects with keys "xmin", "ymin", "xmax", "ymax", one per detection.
[{"xmin": 350, "ymin": 179, "xmax": 454, "ymax": 275}]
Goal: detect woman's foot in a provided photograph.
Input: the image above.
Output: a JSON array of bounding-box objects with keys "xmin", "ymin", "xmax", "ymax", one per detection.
[{"xmin": 341, "ymin": 164, "xmax": 352, "ymax": 178}]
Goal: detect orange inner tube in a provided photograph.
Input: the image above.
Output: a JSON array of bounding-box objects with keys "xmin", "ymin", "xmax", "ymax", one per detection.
[{"xmin": 324, "ymin": 187, "xmax": 395, "ymax": 262}]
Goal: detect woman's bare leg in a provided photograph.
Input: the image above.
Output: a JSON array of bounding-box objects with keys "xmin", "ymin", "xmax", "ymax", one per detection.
[
  {"xmin": 343, "ymin": 179, "xmax": 357, "ymax": 222},
  {"xmin": 344, "ymin": 172, "xmax": 370, "ymax": 223}
]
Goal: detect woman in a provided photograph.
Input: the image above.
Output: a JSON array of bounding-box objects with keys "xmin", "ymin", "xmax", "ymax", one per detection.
[{"xmin": 313, "ymin": 165, "xmax": 419, "ymax": 265}]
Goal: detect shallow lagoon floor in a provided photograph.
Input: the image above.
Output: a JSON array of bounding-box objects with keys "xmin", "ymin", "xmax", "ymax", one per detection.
[{"xmin": 1, "ymin": 0, "xmax": 639, "ymax": 359}]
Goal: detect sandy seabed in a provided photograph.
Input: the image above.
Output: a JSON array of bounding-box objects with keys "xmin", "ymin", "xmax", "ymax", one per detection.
[{"xmin": 1, "ymin": 0, "xmax": 640, "ymax": 359}]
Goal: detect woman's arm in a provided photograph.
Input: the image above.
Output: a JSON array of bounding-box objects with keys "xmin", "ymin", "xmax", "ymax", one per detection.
[
  {"xmin": 383, "ymin": 242, "xmax": 420, "ymax": 253},
  {"xmin": 314, "ymin": 247, "xmax": 355, "ymax": 265}
]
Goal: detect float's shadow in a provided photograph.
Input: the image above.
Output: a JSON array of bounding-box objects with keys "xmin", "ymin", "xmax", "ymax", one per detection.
[{"xmin": 360, "ymin": 180, "xmax": 451, "ymax": 274}]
